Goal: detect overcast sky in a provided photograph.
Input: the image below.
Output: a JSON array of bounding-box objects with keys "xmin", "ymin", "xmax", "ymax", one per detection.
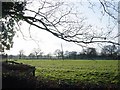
[{"xmin": 5, "ymin": 0, "xmax": 118, "ymax": 56}]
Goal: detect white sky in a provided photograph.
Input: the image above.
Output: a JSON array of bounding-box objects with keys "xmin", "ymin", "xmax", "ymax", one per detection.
[
  {"xmin": 7, "ymin": 22, "xmax": 84, "ymax": 55},
  {"xmin": 5, "ymin": 0, "xmax": 118, "ymax": 56}
]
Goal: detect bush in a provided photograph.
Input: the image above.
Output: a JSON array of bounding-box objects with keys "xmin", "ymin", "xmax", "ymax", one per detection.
[
  {"xmin": 2, "ymin": 73, "xmax": 37, "ymax": 89},
  {"xmin": 2, "ymin": 61, "xmax": 37, "ymax": 89}
]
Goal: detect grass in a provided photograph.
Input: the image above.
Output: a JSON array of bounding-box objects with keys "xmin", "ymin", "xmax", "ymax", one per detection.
[{"xmin": 16, "ymin": 60, "xmax": 119, "ymax": 87}]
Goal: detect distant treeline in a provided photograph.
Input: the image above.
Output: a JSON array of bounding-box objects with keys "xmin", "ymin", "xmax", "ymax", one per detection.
[
  {"xmin": 1, "ymin": 53, "xmax": 120, "ymax": 60},
  {"xmin": 1, "ymin": 45, "xmax": 120, "ymax": 60}
]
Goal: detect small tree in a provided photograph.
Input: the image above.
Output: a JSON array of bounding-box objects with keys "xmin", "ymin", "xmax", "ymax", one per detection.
[
  {"xmin": 69, "ymin": 51, "xmax": 77, "ymax": 59},
  {"xmin": 29, "ymin": 53, "xmax": 35, "ymax": 59},
  {"xmin": 19, "ymin": 50, "xmax": 24, "ymax": 59},
  {"xmin": 64, "ymin": 51, "xmax": 70, "ymax": 59},
  {"xmin": 101, "ymin": 45, "xmax": 117, "ymax": 59},
  {"xmin": 46, "ymin": 53, "xmax": 52, "ymax": 59},
  {"xmin": 54, "ymin": 49, "xmax": 62, "ymax": 59},
  {"xmin": 86, "ymin": 48, "xmax": 97, "ymax": 56},
  {"xmin": 81, "ymin": 48, "xmax": 97, "ymax": 59},
  {"xmin": 32, "ymin": 48, "xmax": 43, "ymax": 59}
]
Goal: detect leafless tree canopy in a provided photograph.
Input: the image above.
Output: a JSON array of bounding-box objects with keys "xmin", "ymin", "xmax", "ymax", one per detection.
[{"xmin": 1, "ymin": 0, "xmax": 120, "ymax": 50}]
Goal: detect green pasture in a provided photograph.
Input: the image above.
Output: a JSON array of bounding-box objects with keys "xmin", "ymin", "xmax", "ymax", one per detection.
[{"xmin": 16, "ymin": 60, "xmax": 119, "ymax": 85}]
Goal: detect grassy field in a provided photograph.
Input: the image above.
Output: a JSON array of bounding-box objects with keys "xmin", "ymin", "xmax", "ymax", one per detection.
[{"xmin": 16, "ymin": 60, "xmax": 119, "ymax": 87}]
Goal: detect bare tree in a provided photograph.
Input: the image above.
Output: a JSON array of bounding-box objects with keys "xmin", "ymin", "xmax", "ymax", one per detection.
[
  {"xmin": 19, "ymin": 49, "xmax": 24, "ymax": 59},
  {"xmin": 22, "ymin": 0, "xmax": 120, "ymax": 46},
  {"xmin": 1, "ymin": 0, "xmax": 120, "ymax": 52},
  {"xmin": 101, "ymin": 45, "xmax": 117, "ymax": 56},
  {"xmin": 85, "ymin": 0, "xmax": 120, "ymax": 45},
  {"xmin": 32, "ymin": 48, "xmax": 43, "ymax": 59}
]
